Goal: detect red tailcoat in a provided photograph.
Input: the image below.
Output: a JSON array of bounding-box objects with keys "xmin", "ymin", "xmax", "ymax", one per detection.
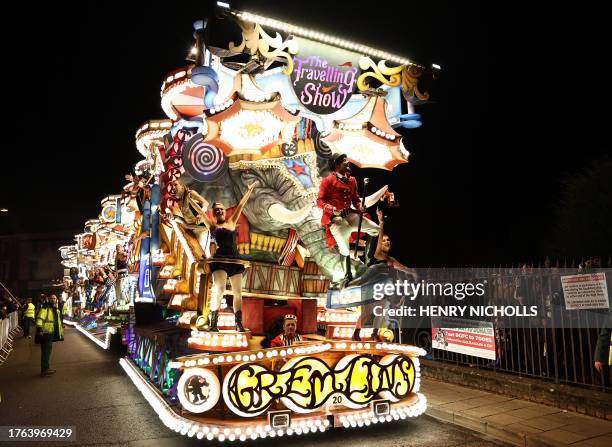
[
  {"xmin": 317, "ymin": 173, "xmax": 361, "ymax": 225},
  {"xmin": 317, "ymin": 173, "xmax": 361, "ymax": 248}
]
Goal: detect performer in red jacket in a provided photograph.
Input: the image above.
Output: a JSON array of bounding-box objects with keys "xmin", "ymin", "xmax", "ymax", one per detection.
[{"xmin": 317, "ymin": 153, "xmax": 379, "ymax": 285}]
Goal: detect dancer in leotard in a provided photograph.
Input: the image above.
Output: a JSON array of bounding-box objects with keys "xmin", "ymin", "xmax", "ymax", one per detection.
[{"xmin": 196, "ymin": 181, "xmax": 257, "ymax": 332}]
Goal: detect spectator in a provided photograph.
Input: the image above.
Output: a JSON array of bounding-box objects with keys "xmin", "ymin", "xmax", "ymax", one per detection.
[
  {"xmin": 35, "ymin": 294, "xmax": 64, "ymax": 377},
  {"xmin": 22, "ymin": 297, "xmax": 35, "ymax": 339},
  {"xmin": 594, "ymin": 314, "xmax": 612, "ymax": 385}
]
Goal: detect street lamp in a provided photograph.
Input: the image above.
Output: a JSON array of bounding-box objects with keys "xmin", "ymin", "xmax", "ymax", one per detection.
[{"xmin": 0, "ymin": 208, "xmax": 8, "ymax": 213}]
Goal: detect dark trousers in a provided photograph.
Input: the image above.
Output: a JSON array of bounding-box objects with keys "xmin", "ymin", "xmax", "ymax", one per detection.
[
  {"xmin": 22, "ymin": 317, "xmax": 33, "ymax": 337},
  {"xmin": 40, "ymin": 339, "xmax": 53, "ymax": 372}
]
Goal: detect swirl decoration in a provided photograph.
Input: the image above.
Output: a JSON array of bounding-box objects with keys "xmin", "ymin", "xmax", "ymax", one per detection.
[
  {"xmin": 314, "ymin": 131, "xmax": 333, "ymax": 159},
  {"xmin": 222, "ymin": 354, "xmax": 415, "ymax": 417},
  {"xmin": 401, "ymin": 65, "xmax": 430, "ymax": 101},
  {"xmin": 229, "ymin": 22, "xmax": 299, "ymax": 75},
  {"xmin": 357, "ymin": 58, "xmax": 430, "ymax": 101},
  {"xmin": 357, "ymin": 57, "xmax": 404, "ymax": 91},
  {"xmin": 182, "ymin": 134, "xmax": 227, "ymax": 182}
]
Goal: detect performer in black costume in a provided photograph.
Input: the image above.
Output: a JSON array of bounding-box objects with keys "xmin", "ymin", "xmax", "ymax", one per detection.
[{"xmin": 196, "ymin": 181, "xmax": 257, "ymax": 332}]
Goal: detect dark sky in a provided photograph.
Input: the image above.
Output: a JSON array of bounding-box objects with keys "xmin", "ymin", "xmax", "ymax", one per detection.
[{"xmin": 0, "ymin": 1, "xmax": 608, "ymax": 265}]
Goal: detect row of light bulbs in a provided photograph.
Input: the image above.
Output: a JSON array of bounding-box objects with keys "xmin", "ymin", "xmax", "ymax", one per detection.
[
  {"xmin": 207, "ymin": 98, "xmax": 234, "ymax": 115},
  {"xmin": 172, "ymin": 341, "xmax": 424, "ymax": 370},
  {"xmin": 171, "ymin": 342, "xmax": 333, "ymax": 369},
  {"xmin": 160, "ymin": 78, "xmax": 195, "ymax": 121},
  {"xmin": 331, "ymin": 326, "xmax": 373, "ymax": 339},
  {"xmin": 370, "ymin": 125, "xmax": 398, "ymax": 141},
  {"xmin": 164, "ymin": 70, "xmax": 187, "ymax": 87},
  {"xmin": 337, "ymin": 122, "xmax": 364, "ymax": 131},
  {"xmin": 338, "ymin": 394, "xmax": 427, "ymax": 428},
  {"xmin": 187, "ymin": 332, "xmax": 250, "ymax": 349},
  {"xmin": 235, "ymin": 11, "xmax": 421, "ymax": 68},
  {"xmin": 318, "ymin": 310, "xmax": 360, "ymax": 323}
]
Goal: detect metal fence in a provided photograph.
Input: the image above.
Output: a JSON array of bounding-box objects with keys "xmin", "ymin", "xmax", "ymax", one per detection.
[
  {"xmin": 421, "ymin": 262, "xmax": 612, "ymax": 392},
  {"xmin": 1, "ymin": 312, "xmax": 21, "ymax": 365}
]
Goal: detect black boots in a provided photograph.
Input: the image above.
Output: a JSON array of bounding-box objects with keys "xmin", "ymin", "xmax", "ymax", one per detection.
[
  {"xmin": 339, "ymin": 255, "xmax": 353, "ymax": 289},
  {"xmin": 235, "ymin": 310, "xmax": 247, "ymax": 332},
  {"xmin": 208, "ymin": 310, "xmax": 219, "ymax": 332}
]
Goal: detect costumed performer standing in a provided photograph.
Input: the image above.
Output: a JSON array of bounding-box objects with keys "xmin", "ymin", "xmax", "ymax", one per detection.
[
  {"xmin": 114, "ymin": 244, "xmax": 128, "ymax": 306},
  {"xmin": 362, "ymin": 208, "xmax": 418, "ymax": 340},
  {"xmin": 369, "ymin": 209, "xmax": 417, "ymax": 275},
  {"xmin": 317, "ymin": 153, "xmax": 379, "ymax": 286},
  {"xmin": 196, "ymin": 181, "xmax": 257, "ymax": 332}
]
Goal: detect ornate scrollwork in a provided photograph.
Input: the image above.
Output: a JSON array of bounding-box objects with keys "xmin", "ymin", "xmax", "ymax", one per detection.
[
  {"xmin": 229, "ymin": 22, "xmax": 299, "ymax": 75},
  {"xmin": 357, "ymin": 57, "xmax": 430, "ymax": 101},
  {"xmin": 401, "ymin": 65, "xmax": 430, "ymax": 101},
  {"xmin": 357, "ymin": 57, "xmax": 404, "ymax": 91}
]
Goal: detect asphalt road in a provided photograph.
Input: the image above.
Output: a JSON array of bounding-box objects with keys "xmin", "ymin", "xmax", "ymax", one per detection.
[{"xmin": 0, "ymin": 328, "xmax": 508, "ymax": 447}]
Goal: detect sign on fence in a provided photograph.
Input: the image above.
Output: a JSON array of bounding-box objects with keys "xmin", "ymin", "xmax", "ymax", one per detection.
[
  {"xmin": 560, "ymin": 273, "xmax": 610, "ymax": 310},
  {"xmin": 431, "ymin": 317, "xmax": 496, "ymax": 360}
]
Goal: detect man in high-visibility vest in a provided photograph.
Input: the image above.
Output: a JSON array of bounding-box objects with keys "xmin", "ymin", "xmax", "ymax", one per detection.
[
  {"xmin": 22, "ymin": 297, "xmax": 36, "ymax": 339},
  {"xmin": 36, "ymin": 294, "xmax": 64, "ymax": 377}
]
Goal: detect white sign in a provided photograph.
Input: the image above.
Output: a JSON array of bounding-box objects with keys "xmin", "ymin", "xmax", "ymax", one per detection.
[
  {"xmin": 561, "ymin": 273, "xmax": 609, "ymax": 310},
  {"xmin": 431, "ymin": 317, "xmax": 496, "ymax": 360}
]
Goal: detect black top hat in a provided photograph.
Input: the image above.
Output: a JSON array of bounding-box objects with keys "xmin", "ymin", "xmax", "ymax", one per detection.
[{"xmin": 328, "ymin": 152, "xmax": 347, "ymax": 171}]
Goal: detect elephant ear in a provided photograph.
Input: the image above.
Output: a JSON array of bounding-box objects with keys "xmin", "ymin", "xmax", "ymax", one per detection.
[{"xmin": 314, "ymin": 129, "xmax": 333, "ymax": 159}]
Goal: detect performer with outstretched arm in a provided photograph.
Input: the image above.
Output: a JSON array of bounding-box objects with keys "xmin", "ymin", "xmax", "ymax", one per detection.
[
  {"xmin": 196, "ymin": 182, "xmax": 257, "ymax": 332},
  {"xmin": 369, "ymin": 209, "xmax": 418, "ymax": 277},
  {"xmin": 317, "ymin": 153, "xmax": 379, "ymax": 287}
]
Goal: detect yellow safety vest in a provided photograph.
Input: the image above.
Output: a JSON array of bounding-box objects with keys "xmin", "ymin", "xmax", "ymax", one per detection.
[
  {"xmin": 36, "ymin": 306, "xmax": 64, "ymax": 340},
  {"xmin": 24, "ymin": 303, "xmax": 35, "ymax": 319}
]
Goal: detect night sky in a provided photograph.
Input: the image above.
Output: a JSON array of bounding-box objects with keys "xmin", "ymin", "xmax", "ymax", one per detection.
[{"xmin": 1, "ymin": 1, "xmax": 609, "ymax": 266}]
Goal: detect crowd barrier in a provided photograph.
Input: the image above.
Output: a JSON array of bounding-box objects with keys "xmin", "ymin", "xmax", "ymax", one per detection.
[{"xmin": 0, "ymin": 311, "xmax": 21, "ymax": 365}]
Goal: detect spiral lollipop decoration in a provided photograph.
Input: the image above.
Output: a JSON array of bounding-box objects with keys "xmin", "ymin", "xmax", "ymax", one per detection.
[{"xmin": 182, "ymin": 134, "xmax": 227, "ymax": 182}]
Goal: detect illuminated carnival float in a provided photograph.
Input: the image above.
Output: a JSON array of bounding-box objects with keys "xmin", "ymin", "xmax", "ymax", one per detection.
[
  {"xmin": 60, "ymin": 191, "xmax": 140, "ymax": 348},
  {"xmin": 61, "ymin": 3, "xmax": 437, "ymax": 440}
]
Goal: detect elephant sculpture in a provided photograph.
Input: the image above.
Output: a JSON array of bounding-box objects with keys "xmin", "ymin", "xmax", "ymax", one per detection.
[{"xmin": 180, "ymin": 118, "xmax": 375, "ymax": 283}]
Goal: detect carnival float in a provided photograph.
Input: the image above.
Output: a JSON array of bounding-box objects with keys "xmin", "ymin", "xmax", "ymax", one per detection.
[{"xmin": 60, "ymin": 3, "xmax": 436, "ymax": 441}]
